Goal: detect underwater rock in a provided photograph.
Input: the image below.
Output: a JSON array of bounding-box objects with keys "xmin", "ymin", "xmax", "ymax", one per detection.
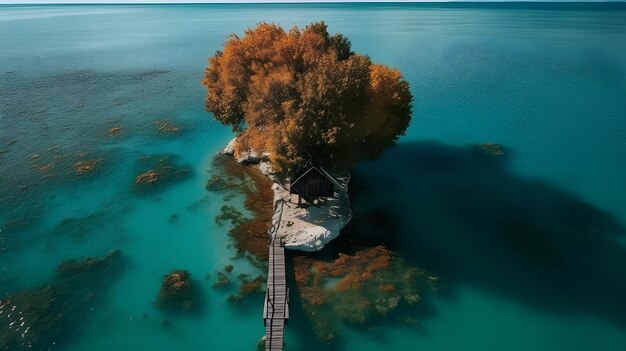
[
  {"xmin": 212, "ymin": 271, "xmax": 231, "ymax": 288},
  {"xmin": 0, "ymin": 250, "xmax": 123, "ymax": 351},
  {"xmin": 293, "ymin": 246, "xmax": 439, "ymax": 342},
  {"xmin": 154, "ymin": 119, "xmax": 182, "ymax": 134},
  {"xmin": 474, "ymin": 143, "xmax": 505, "ymax": 157},
  {"xmin": 24, "ymin": 147, "xmax": 112, "ymax": 185},
  {"xmin": 155, "ymin": 270, "xmax": 195, "ymax": 312},
  {"xmin": 74, "ymin": 159, "xmax": 100, "ymax": 174},
  {"xmin": 224, "ymin": 264, "xmax": 234, "ymax": 273},
  {"xmin": 135, "ymin": 170, "xmax": 160, "ymax": 184},
  {"xmin": 133, "ymin": 154, "xmax": 192, "ymax": 193}
]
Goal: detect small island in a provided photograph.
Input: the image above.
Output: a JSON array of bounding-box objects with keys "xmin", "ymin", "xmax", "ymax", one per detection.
[
  {"xmin": 202, "ymin": 21, "xmax": 414, "ymax": 349},
  {"xmin": 203, "ymin": 21, "xmax": 412, "ymax": 250}
]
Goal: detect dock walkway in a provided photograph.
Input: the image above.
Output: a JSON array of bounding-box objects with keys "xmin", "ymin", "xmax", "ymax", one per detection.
[{"xmin": 263, "ymin": 201, "xmax": 289, "ymax": 351}]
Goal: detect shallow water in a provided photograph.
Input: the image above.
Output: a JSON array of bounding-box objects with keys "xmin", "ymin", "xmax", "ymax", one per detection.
[{"xmin": 1, "ymin": 3, "xmax": 626, "ymax": 350}]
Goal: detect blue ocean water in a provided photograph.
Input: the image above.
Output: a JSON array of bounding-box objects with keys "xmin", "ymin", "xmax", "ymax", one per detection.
[{"xmin": 1, "ymin": 3, "xmax": 626, "ymax": 350}]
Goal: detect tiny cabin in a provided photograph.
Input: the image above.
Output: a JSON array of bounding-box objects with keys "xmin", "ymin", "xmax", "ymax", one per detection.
[{"xmin": 290, "ymin": 167, "xmax": 337, "ymax": 204}]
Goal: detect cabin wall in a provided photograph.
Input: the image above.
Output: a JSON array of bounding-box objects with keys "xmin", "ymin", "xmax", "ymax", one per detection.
[{"xmin": 291, "ymin": 169, "xmax": 334, "ymax": 198}]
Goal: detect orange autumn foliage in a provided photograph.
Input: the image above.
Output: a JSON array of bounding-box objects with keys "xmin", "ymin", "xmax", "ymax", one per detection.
[{"xmin": 202, "ymin": 22, "xmax": 412, "ymax": 177}]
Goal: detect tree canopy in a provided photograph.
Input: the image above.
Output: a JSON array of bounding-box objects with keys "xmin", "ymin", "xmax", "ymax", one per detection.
[{"xmin": 202, "ymin": 22, "xmax": 412, "ymax": 177}]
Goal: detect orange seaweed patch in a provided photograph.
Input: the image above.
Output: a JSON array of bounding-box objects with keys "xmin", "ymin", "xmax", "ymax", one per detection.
[
  {"xmin": 333, "ymin": 248, "xmax": 387, "ymax": 291},
  {"xmin": 294, "ymin": 260, "xmax": 312, "ymax": 286},
  {"xmin": 318, "ymin": 245, "xmax": 391, "ymax": 291},
  {"xmin": 335, "ymin": 273, "xmax": 363, "ymax": 292},
  {"xmin": 293, "ymin": 256, "xmax": 326, "ymax": 307},
  {"xmin": 209, "ymin": 155, "xmax": 274, "ymax": 261},
  {"xmin": 293, "ymin": 245, "xmax": 440, "ymax": 342},
  {"xmin": 240, "ymin": 275, "xmax": 264, "ymax": 295}
]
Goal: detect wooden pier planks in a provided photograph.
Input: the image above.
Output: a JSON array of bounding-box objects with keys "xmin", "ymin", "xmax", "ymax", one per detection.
[{"xmin": 263, "ymin": 239, "xmax": 289, "ymax": 351}]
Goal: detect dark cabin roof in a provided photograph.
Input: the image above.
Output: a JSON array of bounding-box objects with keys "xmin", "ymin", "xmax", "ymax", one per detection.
[{"xmin": 290, "ymin": 167, "xmax": 339, "ymax": 198}]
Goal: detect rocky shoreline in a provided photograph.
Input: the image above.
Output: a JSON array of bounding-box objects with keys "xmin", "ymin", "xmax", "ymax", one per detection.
[{"xmin": 220, "ymin": 138, "xmax": 352, "ymax": 252}]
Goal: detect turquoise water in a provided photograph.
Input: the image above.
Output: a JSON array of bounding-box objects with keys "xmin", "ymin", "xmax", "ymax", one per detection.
[{"xmin": 1, "ymin": 3, "xmax": 626, "ymax": 350}]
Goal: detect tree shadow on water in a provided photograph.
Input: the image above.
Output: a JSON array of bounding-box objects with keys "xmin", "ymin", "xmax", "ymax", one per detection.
[{"xmin": 348, "ymin": 141, "xmax": 626, "ymax": 330}]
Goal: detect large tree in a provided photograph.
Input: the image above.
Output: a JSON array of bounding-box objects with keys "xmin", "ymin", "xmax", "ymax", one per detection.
[{"xmin": 202, "ymin": 22, "xmax": 412, "ymax": 177}]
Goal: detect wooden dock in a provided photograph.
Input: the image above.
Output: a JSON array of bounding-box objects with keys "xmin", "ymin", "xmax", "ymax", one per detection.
[{"xmin": 263, "ymin": 238, "xmax": 289, "ymax": 351}]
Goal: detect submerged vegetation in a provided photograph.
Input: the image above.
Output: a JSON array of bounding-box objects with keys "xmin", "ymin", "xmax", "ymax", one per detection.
[
  {"xmin": 207, "ymin": 155, "xmax": 274, "ymax": 261},
  {"xmin": 226, "ymin": 274, "xmax": 265, "ymax": 305},
  {"xmin": 209, "ymin": 149, "xmax": 443, "ymax": 342},
  {"xmin": 133, "ymin": 154, "xmax": 192, "ymax": 193},
  {"xmin": 473, "ymin": 142, "xmax": 506, "ymax": 158},
  {"xmin": 153, "ymin": 119, "xmax": 183, "ymax": 135},
  {"xmin": 73, "ymin": 159, "xmax": 102, "ymax": 174},
  {"xmin": 155, "ymin": 270, "xmax": 197, "ymax": 312},
  {"xmin": 215, "ymin": 205, "xmax": 247, "ymax": 227},
  {"xmin": 0, "ymin": 250, "xmax": 123, "ymax": 351},
  {"xmin": 294, "ymin": 246, "xmax": 439, "ymax": 342},
  {"xmin": 203, "ymin": 21, "xmax": 412, "ymax": 176},
  {"xmin": 205, "ymin": 156, "xmax": 271, "ymax": 304}
]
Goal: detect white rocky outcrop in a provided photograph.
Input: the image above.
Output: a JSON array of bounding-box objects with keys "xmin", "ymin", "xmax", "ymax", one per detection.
[
  {"xmin": 221, "ymin": 138, "xmax": 270, "ymax": 165},
  {"xmin": 221, "ymin": 137, "xmax": 352, "ymax": 252},
  {"xmin": 270, "ymin": 175, "xmax": 352, "ymax": 251},
  {"xmin": 221, "ymin": 138, "xmax": 237, "ymax": 156}
]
